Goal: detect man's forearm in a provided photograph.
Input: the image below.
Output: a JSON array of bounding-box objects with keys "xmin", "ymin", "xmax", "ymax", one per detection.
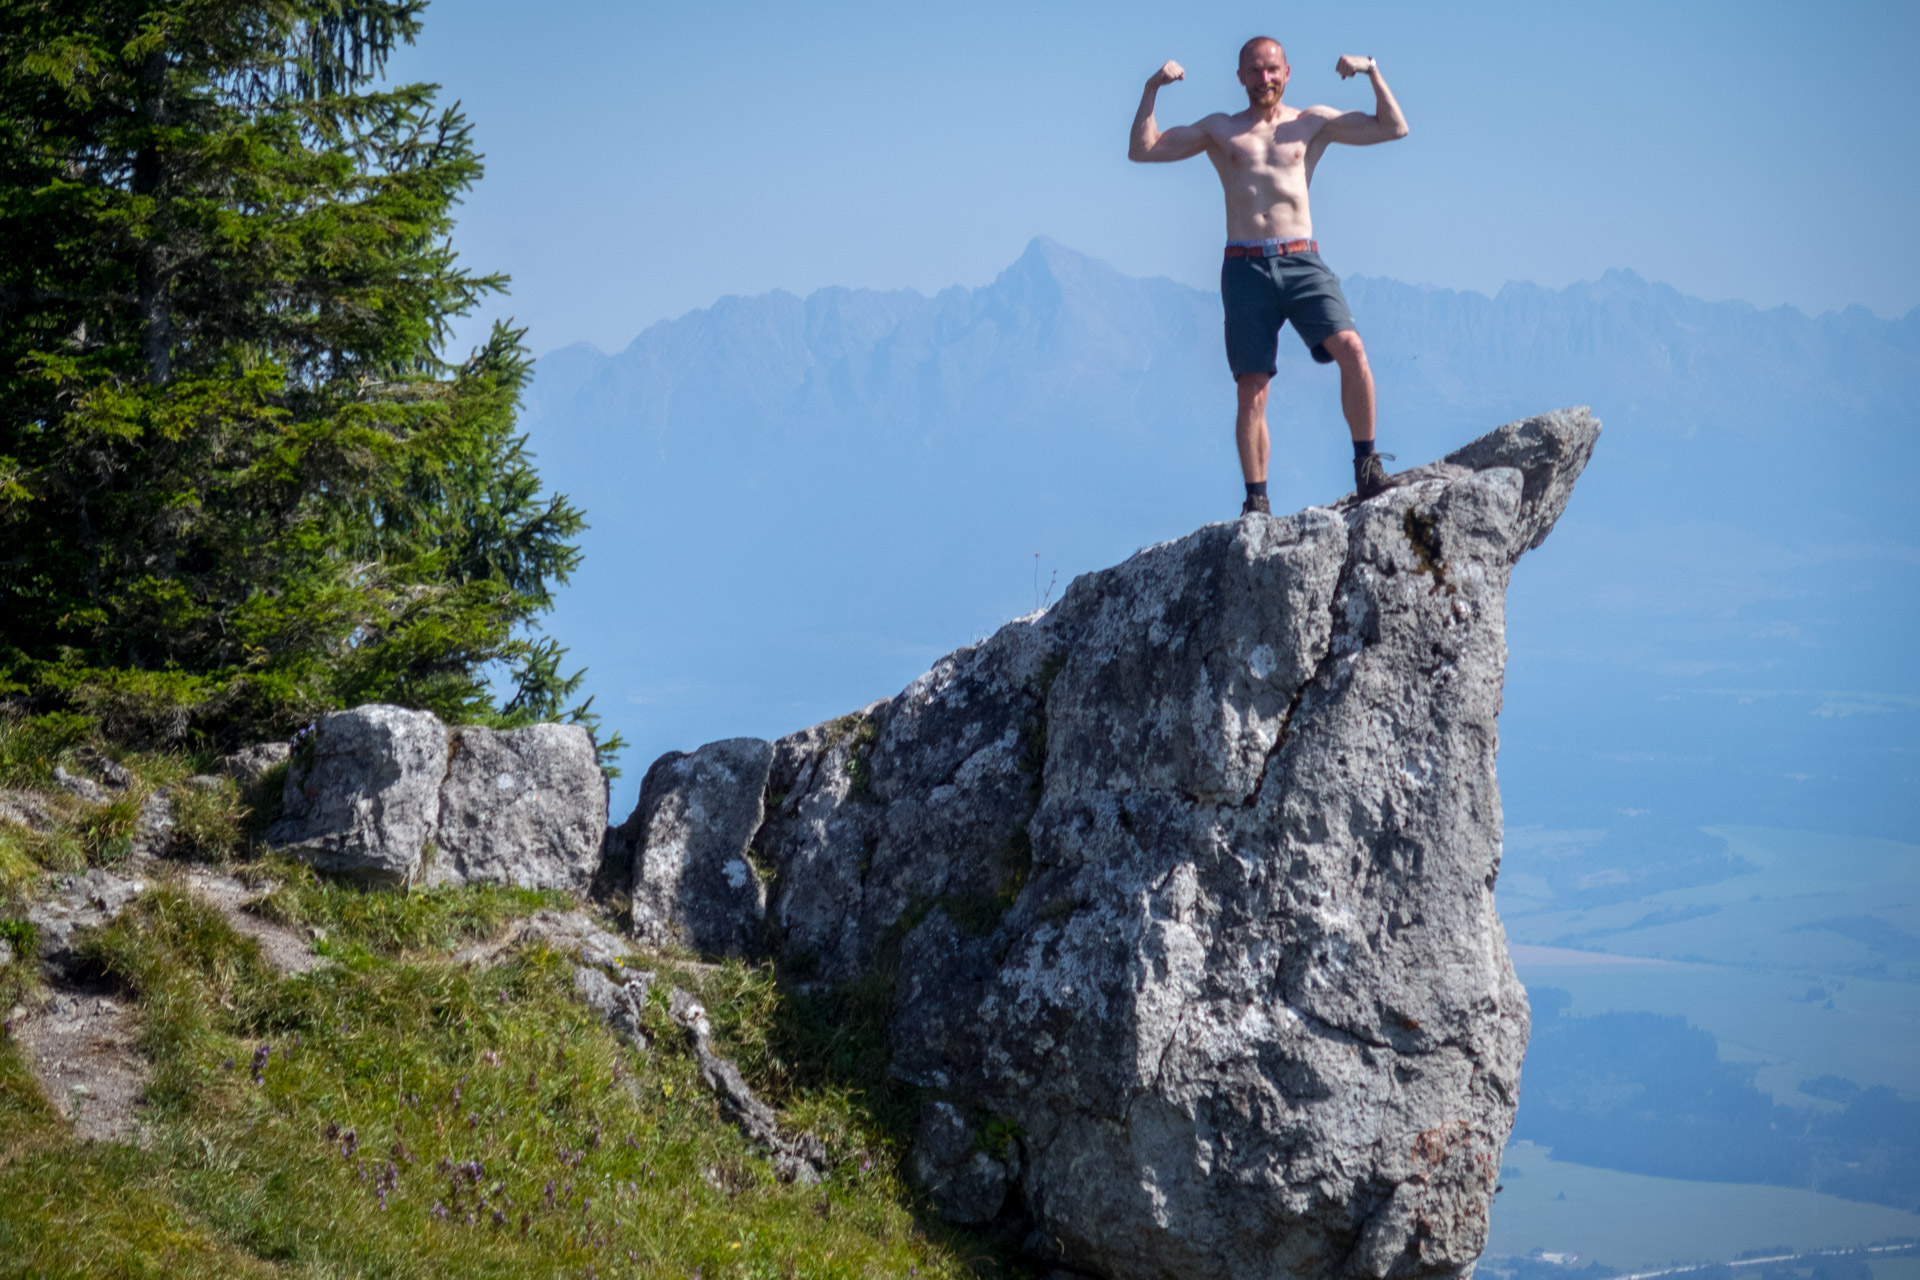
[
  {"xmin": 1368, "ymin": 63, "xmax": 1409, "ymax": 138},
  {"xmin": 1129, "ymin": 83, "xmax": 1163, "ymax": 160}
]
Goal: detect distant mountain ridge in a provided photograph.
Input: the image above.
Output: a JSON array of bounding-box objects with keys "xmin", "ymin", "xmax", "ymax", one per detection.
[
  {"xmin": 521, "ymin": 238, "xmax": 1918, "ymax": 855},
  {"xmin": 531, "ymin": 236, "xmax": 1919, "ymax": 470}
]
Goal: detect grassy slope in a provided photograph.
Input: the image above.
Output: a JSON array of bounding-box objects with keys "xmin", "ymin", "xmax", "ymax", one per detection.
[{"xmin": 0, "ymin": 714, "xmax": 1016, "ymax": 1278}]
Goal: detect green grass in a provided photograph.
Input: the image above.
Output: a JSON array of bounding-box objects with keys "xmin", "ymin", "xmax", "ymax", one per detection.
[
  {"xmin": 0, "ymin": 709, "xmax": 242, "ymax": 908},
  {"xmin": 0, "ymin": 1036, "xmax": 282, "ymax": 1279},
  {"xmin": 0, "ymin": 878, "xmax": 1021, "ymax": 1278},
  {"xmin": 0, "ymin": 709, "xmax": 1027, "ymax": 1275},
  {"xmin": 246, "ymin": 858, "xmax": 568, "ymax": 958},
  {"xmin": 0, "ymin": 711, "xmax": 95, "ymax": 789}
]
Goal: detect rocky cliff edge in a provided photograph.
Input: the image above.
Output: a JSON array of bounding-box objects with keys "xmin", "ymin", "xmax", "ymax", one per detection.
[{"xmin": 623, "ymin": 407, "xmax": 1600, "ymax": 1279}]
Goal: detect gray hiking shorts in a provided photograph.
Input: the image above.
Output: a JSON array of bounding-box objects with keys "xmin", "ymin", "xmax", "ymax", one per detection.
[{"xmin": 1221, "ymin": 247, "xmax": 1357, "ymax": 378}]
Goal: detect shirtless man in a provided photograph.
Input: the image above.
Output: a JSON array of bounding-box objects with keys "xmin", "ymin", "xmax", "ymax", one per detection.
[{"xmin": 1129, "ymin": 38, "xmax": 1409, "ymax": 514}]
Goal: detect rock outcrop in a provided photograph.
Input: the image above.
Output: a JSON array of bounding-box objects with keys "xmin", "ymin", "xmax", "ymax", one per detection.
[
  {"xmin": 427, "ymin": 724, "xmax": 607, "ymax": 890},
  {"xmin": 615, "ymin": 409, "xmax": 1599, "ymax": 1279},
  {"xmin": 624, "ymin": 738, "xmax": 774, "ymax": 955},
  {"xmin": 269, "ymin": 705, "xmax": 448, "ymax": 886},
  {"xmin": 267, "ymin": 707, "xmax": 606, "ymax": 891}
]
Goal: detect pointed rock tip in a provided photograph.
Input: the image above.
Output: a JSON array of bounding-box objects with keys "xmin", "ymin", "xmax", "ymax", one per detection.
[{"xmin": 1441, "ymin": 406, "xmax": 1600, "ymax": 552}]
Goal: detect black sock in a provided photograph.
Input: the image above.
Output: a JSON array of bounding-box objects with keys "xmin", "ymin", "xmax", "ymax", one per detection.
[
  {"xmin": 1245, "ymin": 480, "xmax": 1268, "ymax": 499},
  {"xmin": 1353, "ymin": 439, "xmax": 1376, "ymax": 461}
]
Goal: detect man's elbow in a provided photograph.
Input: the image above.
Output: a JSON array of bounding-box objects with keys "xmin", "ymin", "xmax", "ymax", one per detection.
[{"xmin": 1390, "ymin": 119, "xmax": 1410, "ymax": 140}]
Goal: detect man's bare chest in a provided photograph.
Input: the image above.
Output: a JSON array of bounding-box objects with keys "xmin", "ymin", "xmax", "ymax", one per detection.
[{"xmin": 1218, "ymin": 125, "xmax": 1314, "ymax": 176}]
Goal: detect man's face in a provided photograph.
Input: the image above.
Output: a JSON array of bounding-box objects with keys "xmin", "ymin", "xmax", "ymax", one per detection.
[{"xmin": 1238, "ymin": 43, "xmax": 1289, "ymax": 108}]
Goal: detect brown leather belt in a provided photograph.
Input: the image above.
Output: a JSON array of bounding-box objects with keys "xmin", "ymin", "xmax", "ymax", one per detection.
[{"xmin": 1224, "ymin": 239, "xmax": 1317, "ymax": 259}]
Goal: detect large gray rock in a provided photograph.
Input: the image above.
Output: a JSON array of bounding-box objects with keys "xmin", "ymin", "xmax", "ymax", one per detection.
[
  {"xmin": 644, "ymin": 410, "xmax": 1598, "ymax": 1278},
  {"xmin": 624, "ymin": 738, "xmax": 774, "ymax": 956},
  {"xmin": 267, "ymin": 705, "xmax": 447, "ymax": 887},
  {"xmin": 426, "ymin": 723, "xmax": 607, "ymax": 892},
  {"xmin": 267, "ymin": 707, "xmax": 610, "ymax": 892}
]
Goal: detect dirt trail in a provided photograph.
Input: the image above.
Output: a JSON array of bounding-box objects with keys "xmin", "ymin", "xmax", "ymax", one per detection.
[
  {"xmin": 13, "ymin": 986, "xmax": 148, "ymax": 1143},
  {"xmin": 8, "ymin": 858, "xmax": 326, "ymax": 1145},
  {"xmin": 179, "ymin": 866, "xmax": 326, "ymax": 976}
]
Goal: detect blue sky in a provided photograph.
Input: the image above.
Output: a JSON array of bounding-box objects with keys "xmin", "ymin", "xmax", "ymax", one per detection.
[{"xmin": 387, "ymin": 0, "xmax": 1920, "ymax": 358}]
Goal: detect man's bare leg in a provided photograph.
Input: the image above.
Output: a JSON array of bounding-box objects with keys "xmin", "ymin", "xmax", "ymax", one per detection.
[
  {"xmin": 1320, "ymin": 330, "xmax": 1375, "ymax": 443},
  {"xmin": 1321, "ymin": 330, "xmax": 1398, "ymax": 499},
  {"xmin": 1235, "ymin": 373, "xmax": 1272, "ymax": 482}
]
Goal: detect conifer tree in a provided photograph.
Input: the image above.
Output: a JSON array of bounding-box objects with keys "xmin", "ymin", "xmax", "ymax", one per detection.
[{"xmin": 0, "ymin": 0, "xmax": 615, "ymax": 762}]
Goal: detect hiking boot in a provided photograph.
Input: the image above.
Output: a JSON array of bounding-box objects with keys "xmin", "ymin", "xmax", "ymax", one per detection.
[
  {"xmin": 1240, "ymin": 494, "xmax": 1271, "ymax": 517},
  {"xmin": 1353, "ymin": 452, "xmax": 1399, "ymax": 501}
]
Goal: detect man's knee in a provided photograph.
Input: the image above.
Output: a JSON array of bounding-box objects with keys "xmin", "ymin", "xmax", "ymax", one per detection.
[
  {"xmin": 1236, "ymin": 372, "xmax": 1271, "ymax": 397},
  {"xmin": 1320, "ymin": 330, "xmax": 1366, "ymax": 364}
]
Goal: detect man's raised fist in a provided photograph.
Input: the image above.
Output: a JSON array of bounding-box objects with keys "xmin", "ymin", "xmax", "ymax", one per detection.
[
  {"xmin": 1335, "ymin": 55, "xmax": 1376, "ymax": 79},
  {"xmin": 1150, "ymin": 60, "xmax": 1185, "ymax": 87}
]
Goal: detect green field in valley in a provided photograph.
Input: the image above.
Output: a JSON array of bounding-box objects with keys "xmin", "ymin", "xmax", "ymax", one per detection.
[{"xmin": 1503, "ymin": 825, "xmax": 1920, "ymax": 1106}]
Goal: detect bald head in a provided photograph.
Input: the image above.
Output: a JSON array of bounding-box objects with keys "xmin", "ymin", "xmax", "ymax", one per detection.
[
  {"xmin": 1237, "ymin": 36, "xmax": 1290, "ymax": 110},
  {"xmin": 1239, "ymin": 36, "xmax": 1286, "ymax": 69}
]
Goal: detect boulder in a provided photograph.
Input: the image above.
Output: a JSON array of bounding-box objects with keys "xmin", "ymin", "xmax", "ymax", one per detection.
[
  {"xmin": 266, "ymin": 707, "xmax": 611, "ymax": 892},
  {"xmin": 426, "ymin": 723, "xmax": 607, "ymax": 892},
  {"xmin": 267, "ymin": 705, "xmax": 447, "ymax": 887},
  {"xmin": 51, "ymin": 765, "xmax": 112, "ymax": 806},
  {"xmin": 638, "ymin": 410, "xmax": 1598, "ymax": 1278},
  {"xmin": 623, "ymin": 738, "xmax": 774, "ymax": 956}
]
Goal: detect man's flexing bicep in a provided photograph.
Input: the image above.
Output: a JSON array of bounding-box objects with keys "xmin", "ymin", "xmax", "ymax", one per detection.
[
  {"xmin": 1315, "ymin": 57, "xmax": 1410, "ymax": 147},
  {"xmin": 1130, "ymin": 62, "xmax": 1219, "ymax": 164},
  {"xmin": 1315, "ymin": 107, "xmax": 1403, "ymax": 147},
  {"xmin": 1131, "ymin": 119, "xmax": 1212, "ymax": 163}
]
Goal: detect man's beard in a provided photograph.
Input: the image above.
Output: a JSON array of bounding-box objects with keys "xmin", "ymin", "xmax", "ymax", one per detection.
[{"xmin": 1251, "ymin": 84, "xmax": 1282, "ymax": 109}]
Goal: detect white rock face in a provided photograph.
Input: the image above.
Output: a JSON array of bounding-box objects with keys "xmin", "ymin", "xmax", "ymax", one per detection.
[
  {"xmin": 267, "ymin": 707, "xmax": 604, "ymax": 893},
  {"xmin": 639, "ymin": 410, "xmax": 1598, "ymax": 1279},
  {"xmin": 268, "ymin": 705, "xmax": 446, "ymax": 887},
  {"xmin": 427, "ymin": 723, "xmax": 607, "ymax": 890}
]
